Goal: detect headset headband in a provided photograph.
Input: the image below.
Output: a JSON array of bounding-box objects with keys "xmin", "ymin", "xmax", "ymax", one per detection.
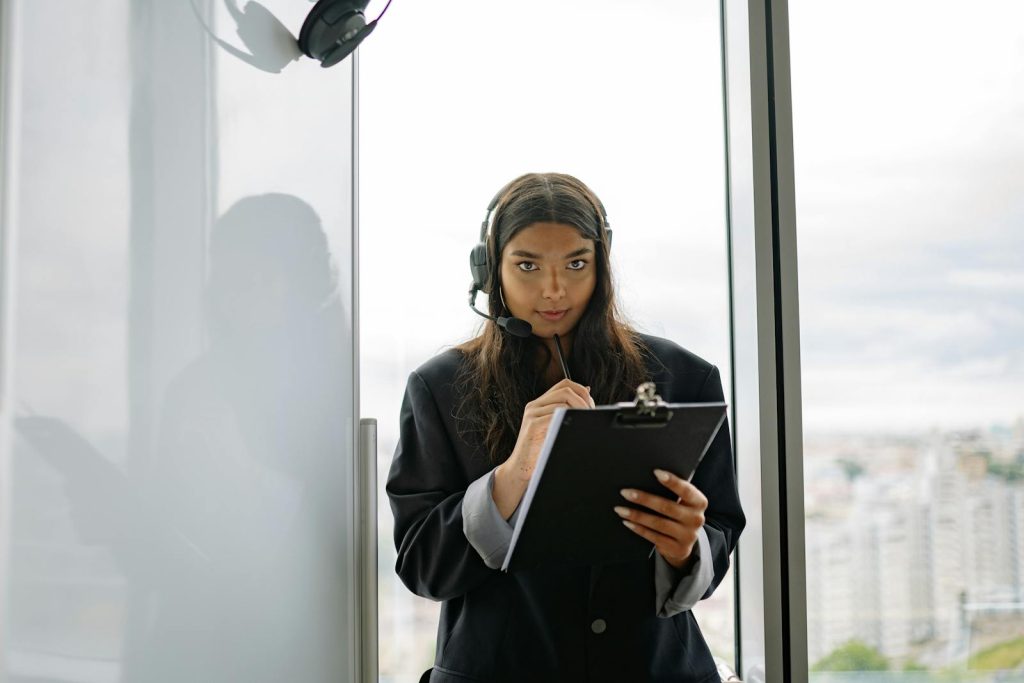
[
  {"xmin": 469, "ymin": 177, "xmax": 613, "ymax": 297},
  {"xmin": 478, "ymin": 180, "xmax": 611, "ymax": 247}
]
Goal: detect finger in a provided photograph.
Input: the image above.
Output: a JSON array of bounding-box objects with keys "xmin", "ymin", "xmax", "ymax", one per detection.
[
  {"xmin": 559, "ymin": 387, "xmax": 592, "ymax": 409},
  {"xmin": 614, "ymin": 505, "xmax": 702, "ymax": 540},
  {"xmin": 619, "ymin": 488, "xmax": 702, "ymax": 523},
  {"xmin": 565, "ymin": 381, "xmax": 594, "ymax": 407},
  {"xmin": 620, "ymin": 488, "xmax": 683, "ymax": 520},
  {"xmin": 544, "ymin": 379, "xmax": 593, "ymax": 406},
  {"xmin": 652, "ymin": 470, "xmax": 708, "ymax": 510},
  {"xmin": 550, "ymin": 382, "xmax": 591, "ymax": 406},
  {"xmin": 534, "ymin": 387, "xmax": 591, "ymax": 410},
  {"xmin": 619, "ymin": 517, "xmax": 692, "ymax": 561},
  {"xmin": 544, "ymin": 378, "xmax": 582, "ymax": 394}
]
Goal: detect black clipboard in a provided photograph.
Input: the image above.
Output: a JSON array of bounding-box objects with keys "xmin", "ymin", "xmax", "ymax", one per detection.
[{"xmin": 501, "ymin": 383, "xmax": 727, "ymax": 572}]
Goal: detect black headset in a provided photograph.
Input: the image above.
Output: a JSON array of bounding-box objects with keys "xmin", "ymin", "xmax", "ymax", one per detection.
[
  {"xmin": 467, "ymin": 182, "xmax": 613, "ymax": 337},
  {"xmin": 299, "ymin": 0, "xmax": 393, "ymax": 68}
]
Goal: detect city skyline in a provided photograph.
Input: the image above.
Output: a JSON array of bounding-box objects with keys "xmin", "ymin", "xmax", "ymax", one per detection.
[{"xmin": 804, "ymin": 424, "xmax": 1024, "ymax": 671}]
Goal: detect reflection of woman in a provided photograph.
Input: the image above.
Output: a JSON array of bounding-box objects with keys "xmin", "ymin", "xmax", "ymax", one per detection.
[
  {"xmin": 387, "ymin": 173, "xmax": 746, "ymax": 682},
  {"xmin": 125, "ymin": 194, "xmax": 350, "ymax": 683},
  {"xmin": 14, "ymin": 194, "xmax": 349, "ymax": 682}
]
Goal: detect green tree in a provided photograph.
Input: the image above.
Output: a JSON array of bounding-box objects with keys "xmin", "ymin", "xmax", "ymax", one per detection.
[
  {"xmin": 969, "ymin": 635, "xmax": 1024, "ymax": 670},
  {"xmin": 837, "ymin": 458, "xmax": 865, "ymax": 482},
  {"xmin": 988, "ymin": 460, "xmax": 1024, "ymax": 482},
  {"xmin": 812, "ymin": 640, "xmax": 889, "ymax": 672}
]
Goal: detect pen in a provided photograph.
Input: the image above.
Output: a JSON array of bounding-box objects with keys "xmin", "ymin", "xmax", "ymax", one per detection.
[{"xmin": 553, "ymin": 333, "xmax": 572, "ymax": 381}]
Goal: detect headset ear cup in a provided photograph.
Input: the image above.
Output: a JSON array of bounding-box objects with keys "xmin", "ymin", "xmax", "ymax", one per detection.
[
  {"xmin": 469, "ymin": 242, "xmax": 491, "ymax": 293},
  {"xmin": 298, "ymin": 0, "xmax": 374, "ymax": 67}
]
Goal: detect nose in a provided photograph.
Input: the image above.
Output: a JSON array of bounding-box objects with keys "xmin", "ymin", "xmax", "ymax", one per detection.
[{"xmin": 541, "ymin": 270, "xmax": 567, "ymax": 301}]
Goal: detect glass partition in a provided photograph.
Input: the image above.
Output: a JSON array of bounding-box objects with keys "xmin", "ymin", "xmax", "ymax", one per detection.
[
  {"xmin": 358, "ymin": 1, "xmax": 735, "ymax": 680},
  {"xmin": 0, "ymin": 1, "xmax": 360, "ymax": 681},
  {"xmin": 791, "ymin": 1, "xmax": 1024, "ymax": 679}
]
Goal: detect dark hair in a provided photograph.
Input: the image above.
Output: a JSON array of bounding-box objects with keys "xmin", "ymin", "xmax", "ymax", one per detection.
[{"xmin": 455, "ymin": 173, "xmax": 650, "ymax": 464}]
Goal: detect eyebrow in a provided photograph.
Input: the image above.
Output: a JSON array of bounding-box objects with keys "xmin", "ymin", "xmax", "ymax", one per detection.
[{"xmin": 510, "ymin": 247, "xmax": 594, "ymax": 259}]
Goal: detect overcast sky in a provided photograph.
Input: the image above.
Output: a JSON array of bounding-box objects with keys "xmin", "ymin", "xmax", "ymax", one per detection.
[
  {"xmin": 356, "ymin": 0, "xmax": 1024, "ymax": 434},
  {"xmin": 789, "ymin": 0, "xmax": 1024, "ymax": 432}
]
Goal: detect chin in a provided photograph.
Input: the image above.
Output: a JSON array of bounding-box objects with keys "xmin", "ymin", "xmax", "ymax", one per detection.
[{"xmin": 535, "ymin": 320, "xmax": 576, "ymax": 338}]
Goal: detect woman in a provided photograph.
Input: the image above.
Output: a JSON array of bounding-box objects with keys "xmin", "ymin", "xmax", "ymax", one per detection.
[{"xmin": 387, "ymin": 173, "xmax": 745, "ymax": 682}]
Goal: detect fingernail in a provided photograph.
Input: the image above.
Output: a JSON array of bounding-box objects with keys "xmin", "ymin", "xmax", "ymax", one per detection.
[
  {"xmin": 613, "ymin": 506, "xmax": 630, "ymax": 518},
  {"xmin": 622, "ymin": 520, "xmax": 636, "ymax": 531},
  {"xmin": 620, "ymin": 489, "xmax": 638, "ymax": 501},
  {"xmin": 654, "ymin": 469, "xmax": 670, "ymax": 482}
]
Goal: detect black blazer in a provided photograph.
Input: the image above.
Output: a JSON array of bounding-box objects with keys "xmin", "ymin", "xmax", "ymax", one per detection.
[{"xmin": 387, "ymin": 334, "xmax": 745, "ymax": 683}]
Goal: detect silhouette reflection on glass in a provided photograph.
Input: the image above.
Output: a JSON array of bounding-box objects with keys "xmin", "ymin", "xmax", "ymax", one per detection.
[
  {"xmin": 188, "ymin": 0, "xmax": 303, "ymax": 74},
  {"xmin": 17, "ymin": 193, "xmax": 351, "ymax": 682}
]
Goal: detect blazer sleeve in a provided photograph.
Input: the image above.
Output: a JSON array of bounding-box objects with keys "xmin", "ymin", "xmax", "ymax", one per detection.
[
  {"xmin": 386, "ymin": 370, "xmax": 496, "ymax": 601},
  {"xmin": 690, "ymin": 365, "xmax": 746, "ymax": 599}
]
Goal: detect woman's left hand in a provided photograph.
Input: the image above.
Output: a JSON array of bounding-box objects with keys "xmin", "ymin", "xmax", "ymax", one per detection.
[{"xmin": 614, "ymin": 469, "xmax": 708, "ymax": 571}]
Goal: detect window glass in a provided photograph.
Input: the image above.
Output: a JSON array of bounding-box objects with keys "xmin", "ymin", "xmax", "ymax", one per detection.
[
  {"xmin": 359, "ymin": 2, "xmax": 735, "ymax": 680},
  {"xmin": 1, "ymin": 2, "xmax": 358, "ymax": 680},
  {"xmin": 791, "ymin": 1, "xmax": 1024, "ymax": 679}
]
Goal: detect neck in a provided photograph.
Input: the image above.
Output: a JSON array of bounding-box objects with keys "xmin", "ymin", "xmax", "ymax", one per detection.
[{"xmin": 538, "ymin": 333, "xmax": 572, "ymax": 384}]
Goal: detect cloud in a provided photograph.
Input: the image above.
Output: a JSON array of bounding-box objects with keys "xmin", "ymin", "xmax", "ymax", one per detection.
[
  {"xmin": 947, "ymin": 269, "xmax": 1024, "ymax": 292},
  {"xmin": 802, "ymin": 355, "xmax": 1024, "ymax": 432}
]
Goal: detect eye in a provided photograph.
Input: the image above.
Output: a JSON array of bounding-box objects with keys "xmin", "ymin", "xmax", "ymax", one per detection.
[
  {"xmin": 567, "ymin": 259, "xmax": 588, "ymax": 271},
  {"xmin": 516, "ymin": 262, "xmax": 538, "ymax": 272}
]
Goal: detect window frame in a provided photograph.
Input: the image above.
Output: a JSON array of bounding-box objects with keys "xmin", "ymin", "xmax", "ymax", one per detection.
[
  {"xmin": 0, "ymin": 3, "xmax": 20, "ymax": 666},
  {"xmin": 722, "ymin": 0, "xmax": 808, "ymax": 680}
]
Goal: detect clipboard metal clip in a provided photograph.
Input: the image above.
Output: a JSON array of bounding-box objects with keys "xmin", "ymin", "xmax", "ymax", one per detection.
[
  {"xmin": 634, "ymin": 382, "xmax": 664, "ymax": 416},
  {"xmin": 614, "ymin": 382, "xmax": 673, "ymax": 428}
]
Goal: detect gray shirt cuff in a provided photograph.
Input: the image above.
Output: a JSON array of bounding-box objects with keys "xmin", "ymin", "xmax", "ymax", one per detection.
[
  {"xmin": 462, "ymin": 469, "xmax": 518, "ymax": 569},
  {"xmin": 654, "ymin": 527, "xmax": 714, "ymax": 617}
]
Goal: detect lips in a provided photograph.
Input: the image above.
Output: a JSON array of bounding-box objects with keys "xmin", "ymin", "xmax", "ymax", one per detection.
[{"xmin": 538, "ymin": 309, "xmax": 568, "ymax": 321}]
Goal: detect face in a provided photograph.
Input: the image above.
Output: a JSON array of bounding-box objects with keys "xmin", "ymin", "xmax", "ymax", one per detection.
[{"xmin": 498, "ymin": 222, "xmax": 598, "ymax": 338}]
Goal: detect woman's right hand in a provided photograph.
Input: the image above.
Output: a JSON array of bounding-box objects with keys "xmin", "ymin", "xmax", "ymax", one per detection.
[{"xmin": 492, "ymin": 379, "xmax": 594, "ymax": 519}]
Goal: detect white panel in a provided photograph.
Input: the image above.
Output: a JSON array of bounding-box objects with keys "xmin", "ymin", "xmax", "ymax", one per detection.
[{"xmin": 0, "ymin": 1, "xmax": 358, "ymax": 681}]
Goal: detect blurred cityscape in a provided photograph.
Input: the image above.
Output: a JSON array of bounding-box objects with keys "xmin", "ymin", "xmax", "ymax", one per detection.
[{"xmin": 805, "ymin": 418, "xmax": 1024, "ymax": 675}]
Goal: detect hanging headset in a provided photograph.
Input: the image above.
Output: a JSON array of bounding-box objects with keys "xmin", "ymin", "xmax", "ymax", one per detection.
[
  {"xmin": 298, "ymin": 0, "xmax": 393, "ymax": 68},
  {"xmin": 467, "ymin": 181, "xmax": 613, "ymax": 337}
]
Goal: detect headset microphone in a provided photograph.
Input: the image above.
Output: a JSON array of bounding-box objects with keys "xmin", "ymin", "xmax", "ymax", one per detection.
[{"xmin": 468, "ymin": 287, "xmax": 533, "ymax": 338}]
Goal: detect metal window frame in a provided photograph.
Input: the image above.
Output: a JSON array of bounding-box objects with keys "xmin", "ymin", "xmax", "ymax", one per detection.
[
  {"xmin": 350, "ymin": 50, "xmax": 380, "ymax": 683},
  {"xmin": 0, "ymin": 1, "xmax": 19, "ymax": 674},
  {"xmin": 722, "ymin": 0, "xmax": 808, "ymax": 680}
]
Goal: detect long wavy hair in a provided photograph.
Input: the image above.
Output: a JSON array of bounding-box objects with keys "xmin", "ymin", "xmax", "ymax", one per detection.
[{"xmin": 455, "ymin": 173, "xmax": 650, "ymax": 464}]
